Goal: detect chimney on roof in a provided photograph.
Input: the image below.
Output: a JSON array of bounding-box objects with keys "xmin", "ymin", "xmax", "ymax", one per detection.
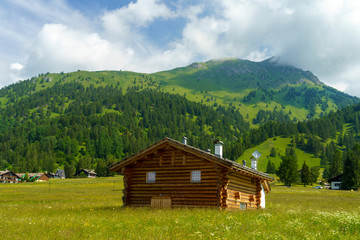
[
  {"xmin": 242, "ymin": 160, "xmax": 246, "ymax": 167},
  {"xmin": 214, "ymin": 140, "xmax": 224, "ymax": 159},
  {"xmin": 182, "ymin": 136, "xmax": 188, "ymax": 145},
  {"xmin": 251, "ymin": 158, "xmax": 257, "ymax": 170}
]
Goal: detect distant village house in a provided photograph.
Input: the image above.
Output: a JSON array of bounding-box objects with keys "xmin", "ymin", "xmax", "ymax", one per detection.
[
  {"xmin": 46, "ymin": 172, "xmax": 55, "ymax": 179},
  {"xmin": 75, "ymin": 169, "xmax": 97, "ymax": 178},
  {"xmin": 0, "ymin": 170, "xmax": 21, "ymax": 183},
  {"xmin": 55, "ymin": 169, "xmax": 66, "ymax": 179},
  {"xmin": 328, "ymin": 174, "xmax": 343, "ymax": 190}
]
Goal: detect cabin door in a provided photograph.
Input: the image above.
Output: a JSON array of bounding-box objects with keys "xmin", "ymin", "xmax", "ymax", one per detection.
[{"xmin": 151, "ymin": 196, "xmax": 172, "ymax": 208}]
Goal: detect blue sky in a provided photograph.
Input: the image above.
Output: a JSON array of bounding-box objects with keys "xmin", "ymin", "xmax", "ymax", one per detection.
[{"xmin": 1, "ymin": 0, "xmax": 360, "ymax": 96}]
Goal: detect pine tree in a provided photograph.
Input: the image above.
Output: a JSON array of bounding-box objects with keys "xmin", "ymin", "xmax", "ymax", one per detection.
[
  {"xmin": 342, "ymin": 144, "xmax": 360, "ymax": 190},
  {"xmin": 276, "ymin": 154, "xmax": 299, "ymax": 187},
  {"xmin": 322, "ymin": 163, "xmax": 330, "ymax": 180},
  {"xmin": 95, "ymin": 158, "xmax": 108, "ymax": 177},
  {"xmin": 300, "ymin": 161, "xmax": 311, "ymax": 186},
  {"xmin": 64, "ymin": 162, "xmax": 75, "ymax": 178},
  {"xmin": 285, "ymin": 147, "xmax": 297, "ymax": 159},
  {"xmin": 310, "ymin": 166, "xmax": 320, "ymax": 185},
  {"xmin": 266, "ymin": 160, "xmax": 276, "ymax": 174},
  {"xmin": 291, "ymin": 136, "xmax": 296, "ymax": 147},
  {"xmin": 270, "ymin": 147, "xmax": 277, "ymax": 157},
  {"xmin": 329, "ymin": 149, "xmax": 342, "ymax": 179}
]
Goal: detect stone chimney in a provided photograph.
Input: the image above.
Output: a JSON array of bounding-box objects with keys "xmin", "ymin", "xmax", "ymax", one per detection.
[
  {"xmin": 182, "ymin": 136, "xmax": 188, "ymax": 145},
  {"xmin": 214, "ymin": 140, "xmax": 224, "ymax": 158}
]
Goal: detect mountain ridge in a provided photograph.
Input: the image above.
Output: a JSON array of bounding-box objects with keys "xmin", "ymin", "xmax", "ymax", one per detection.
[{"xmin": 1, "ymin": 58, "xmax": 358, "ymax": 125}]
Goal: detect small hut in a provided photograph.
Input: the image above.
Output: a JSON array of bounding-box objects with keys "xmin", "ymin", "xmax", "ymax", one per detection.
[{"xmin": 109, "ymin": 137, "xmax": 273, "ymax": 209}]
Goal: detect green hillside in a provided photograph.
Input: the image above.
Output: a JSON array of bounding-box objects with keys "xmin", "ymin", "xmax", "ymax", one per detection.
[
  {"xmin": 238, "ymin": 137, "xmax": 321, "ymax": 172},
  {"xmin": 1, "ymin": 58, "xmax": 358, "ymax": 128},
  {"xmin": 1, "ymin": 58, "xmax": 360, "ymax": 179},
  {"xmin": 153, "ymin": 58, "xmax": 359, "ymax": 124}
]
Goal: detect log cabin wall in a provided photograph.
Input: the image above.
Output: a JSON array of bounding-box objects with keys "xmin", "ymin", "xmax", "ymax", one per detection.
[
  {"xmin": 124, "ymin": 147, "xmax": 223, "ymax": 208},
  {"xmin": 226, "ymin": 173, "xmax": 260, "ymax": 210}
]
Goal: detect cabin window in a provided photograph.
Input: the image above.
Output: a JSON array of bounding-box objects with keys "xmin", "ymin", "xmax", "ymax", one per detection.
[
  {"xmin": 191, "ymin": 171, "xmax": 201, "ymax": 183},
  {"xmin": 146, "ymin": 172, "xmax": 156, "ymax": 183},
  {"xmin": 240, "ymin": 202, "xmax": 247, "ymax": 210}
]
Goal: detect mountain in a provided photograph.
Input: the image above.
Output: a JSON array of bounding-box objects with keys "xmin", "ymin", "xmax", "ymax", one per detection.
[
  {"xmin": 0, "ymin": 58, "xmax": 359, "ymax": 174},
  {"xmin": 153, "ymin": 58, "xmax": 359, "ymax": 124},
  {"xmin": 2, "ymin": 58, "xmax": 357, "ymax": 127},
  {"xmin": 155, "ymin": 57, "xmax": 322, "ymax": 91}
]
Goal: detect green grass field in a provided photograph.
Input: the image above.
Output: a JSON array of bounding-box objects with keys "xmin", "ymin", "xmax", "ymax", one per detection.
[{"xmin": 0, "ymin": 177, "xmax": 359, "ymax": 239}]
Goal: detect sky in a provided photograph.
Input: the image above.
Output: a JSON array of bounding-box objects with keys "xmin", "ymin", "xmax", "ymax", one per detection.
[{"xmin": 1, "ymin": 0, "xmax": 360, "ymax": 96}]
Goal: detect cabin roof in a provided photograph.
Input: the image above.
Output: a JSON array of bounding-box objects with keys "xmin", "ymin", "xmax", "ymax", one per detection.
[
  {"xmin": 328, "ymin": 174, "xmax": 343, "ymax": 182},
  {"xmin": 16, "ymin": 173, "xmax": 47, "ymax": 178},
  {"xmin": 77, "ymin": 169, "xmax": 96, "ymax": 175},
  {"xmin": 109, "ymin": 137, "xmax": 274, "ymax": 181},
  {"xmin": 0, "ymin": 170, "xmax": 16, "ymax": 176}
]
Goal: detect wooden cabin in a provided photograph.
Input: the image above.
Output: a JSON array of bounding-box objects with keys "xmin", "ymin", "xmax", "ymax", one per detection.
[
  {"xmin": 109, "ymin": 137, "xmax": 273, "ymax": 210},
  {"xmin": 0, "ymin": 170, "xmax": 21, "ymax": 183},
  {"xmin": 75, "ymin": 169, "xmax": 97, "ymax": 178}
]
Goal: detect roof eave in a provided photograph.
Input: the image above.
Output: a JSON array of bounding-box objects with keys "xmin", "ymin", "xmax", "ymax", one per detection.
[{"xmin": 108, "ymin": 137, "xmax": 274, "ymax": 181}]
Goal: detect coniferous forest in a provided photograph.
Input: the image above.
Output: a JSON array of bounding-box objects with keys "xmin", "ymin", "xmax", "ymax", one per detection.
[
  {"xmin": 0, "ymin": 83, "xmax": 250, "ymax": 176},
  {"xmin": 0, "ymin": 71, "xmax": 359, "ymax": 189}
]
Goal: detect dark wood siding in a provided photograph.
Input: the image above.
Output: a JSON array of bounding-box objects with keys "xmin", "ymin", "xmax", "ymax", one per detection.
[{"xmin": 124, "ymin": 148, "xmax": 222, "ymax": 208}]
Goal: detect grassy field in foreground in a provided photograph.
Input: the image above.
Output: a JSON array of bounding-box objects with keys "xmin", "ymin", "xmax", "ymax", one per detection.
[{"xmin": 0, "ymin": 176, "xmax": 359, "ymax": 239}]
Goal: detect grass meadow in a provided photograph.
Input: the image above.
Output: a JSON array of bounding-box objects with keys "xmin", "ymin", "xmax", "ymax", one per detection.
[{"xmin": 0, "ymin": 176, "xmax": 359, "ymax": 239}]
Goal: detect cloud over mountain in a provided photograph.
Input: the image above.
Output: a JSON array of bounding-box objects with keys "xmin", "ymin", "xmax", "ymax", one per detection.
[{"xmin": 1, "ymin": 0, "xmax": 360, "ymax": 96}]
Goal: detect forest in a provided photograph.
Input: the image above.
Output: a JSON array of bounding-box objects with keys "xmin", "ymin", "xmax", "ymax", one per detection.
[
  {"xmin": 0, "ymin": 83, "xmax": 249, "ymax": 176},
  {"xmin": 0, "ymin": 80, "xmax": 359, "ymax": 189}
]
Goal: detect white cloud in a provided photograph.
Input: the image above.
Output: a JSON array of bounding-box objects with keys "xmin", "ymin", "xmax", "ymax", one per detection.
[
  {"xmin": 10, "ymin": 63, "xmax": 24, "ymax": 71},
  {"xmin": 2, "ymin": 0, "xmax": 360, "ymax": 97},
  {"xmin": 181, "ymin": 0, "xmax": 360, "ymax": 96},
  {"xmin": 102, "ymin": 0, "xmax": 174, "ymax": 42},
  {"xmin": 24, "ymin": 24, "xmax": 133, "ymax": 74}
]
